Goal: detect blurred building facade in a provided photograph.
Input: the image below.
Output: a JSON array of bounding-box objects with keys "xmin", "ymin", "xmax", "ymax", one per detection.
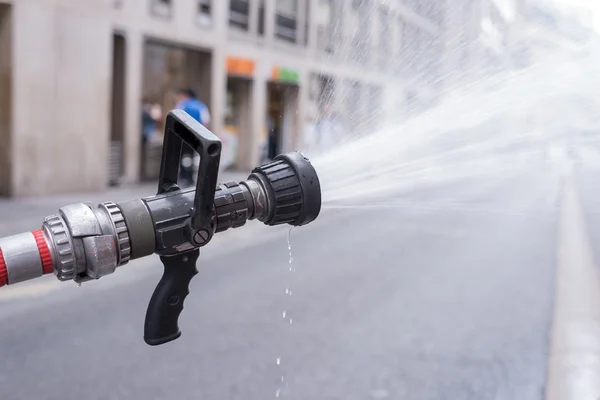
[
  {"xmin": 476, "ymin": 0, "xmax": 597, "ymax": 70},
  {"xmin": 1, "ymin": 0, "xmax": 458, "ymax": 196},
  {"xmin": 517, "ymin": 0, "xmax": 595, "ymax": 59}
]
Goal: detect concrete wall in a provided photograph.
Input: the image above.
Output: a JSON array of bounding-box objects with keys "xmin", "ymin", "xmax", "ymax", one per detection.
[{"xmin": 11, "ymin": 0, "xmax": 112, "ymax": 196}]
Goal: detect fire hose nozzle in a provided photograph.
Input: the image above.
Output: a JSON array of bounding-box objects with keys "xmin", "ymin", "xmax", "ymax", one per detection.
[
  {"xmin": 248, "ymin": 151, "xmax": 321, "ymax": 227},
  {"xmin": 0, "ymin": 109, "xmax": 322, "ymax": 346}
]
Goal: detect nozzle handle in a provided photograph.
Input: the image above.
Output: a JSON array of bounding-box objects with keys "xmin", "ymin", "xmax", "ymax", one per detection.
[
  {"xmin": 158, "ymin": 110, "xmax": 221, "ymax": 232},
  {"xmin": 143, "ymin": 250, "xmax": 199, "ymax": 346}
]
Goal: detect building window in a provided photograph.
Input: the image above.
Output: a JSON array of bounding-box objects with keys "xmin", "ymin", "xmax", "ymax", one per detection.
[
  {"xmin": 229, "ymin": 0, "xmax": 250, "ymax": 30},
  {"xmin": 150, "ymin": 0, "xmax": 172, "ymax": 18},
  {"xmin": 258, "ymin": 0, "xmax": 265, "ymax": 36},
  {"xmin": 276, "ymin": 0, "xmax": 298, "ymax": 43},
  {"xmin": 196, "ymin": 0, "xmax": 212, "ymax": 27},
  {"xmin": 304, "ymin": 0, "xmax": 310, "ymax": 46}
]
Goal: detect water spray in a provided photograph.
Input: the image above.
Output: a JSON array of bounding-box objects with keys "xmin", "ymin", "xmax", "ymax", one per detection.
[{"xmin": 0, "ymin": 110, "xmax": 322, "ymax": 346}]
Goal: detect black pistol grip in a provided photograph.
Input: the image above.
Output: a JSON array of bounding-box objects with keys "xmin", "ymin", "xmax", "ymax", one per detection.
[{"xmin": 144, "ymin": 250, "xmax": 199, "ymax": 346}]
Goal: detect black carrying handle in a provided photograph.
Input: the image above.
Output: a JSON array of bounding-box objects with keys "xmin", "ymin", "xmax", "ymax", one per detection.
[
  {"xmin": 144, "ymin": 250, "xmax": 199, "ymax": 346},
  {"xmin": 157, "ymin": 109, "xmax": 222, "ymax": 231},
  {"xmin": 144, "ymin": 110, "xmax": 222, "ymax": 346}
]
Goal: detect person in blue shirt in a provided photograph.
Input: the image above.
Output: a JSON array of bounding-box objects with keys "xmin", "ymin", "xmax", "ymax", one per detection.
[
  {"xmin": 174, "ymin": 88, "xmax": 211, "ymax": 187},
  {"xmin": 175, "ymin": 88, "xmax": 211, "ymax": 126}
]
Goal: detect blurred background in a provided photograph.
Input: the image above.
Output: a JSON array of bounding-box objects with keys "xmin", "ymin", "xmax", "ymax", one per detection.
[
  {"xmin": 0, "ymin": 0, "xmax": 596, "ymax": 197},
  {"xmin": 1, "ymin": 1, "xmax": 600, "ymax": 400}
]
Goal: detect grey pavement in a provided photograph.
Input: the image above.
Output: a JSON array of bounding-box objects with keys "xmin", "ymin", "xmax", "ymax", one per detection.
[{"xmin": 0, "ymin": 142, "xmax": 599, "ymax": 399}]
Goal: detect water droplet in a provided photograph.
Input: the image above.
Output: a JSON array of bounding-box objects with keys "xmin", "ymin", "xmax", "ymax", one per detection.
[
  {"xmin": 287, "ymin": 228, "xmax": 294, "ymax": 266},
  {"xmin": 76, "ymin": 282, "xmax": 82, "ymax": 288},
  {"xmin": 278, "ymin": 227, "xmax": 296, "ymax": 396}
]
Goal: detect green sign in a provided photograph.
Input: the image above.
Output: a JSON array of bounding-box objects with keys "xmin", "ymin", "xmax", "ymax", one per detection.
[{"xmin": 273, "ymin": 67, "xmax": 300, "ymax": 84}]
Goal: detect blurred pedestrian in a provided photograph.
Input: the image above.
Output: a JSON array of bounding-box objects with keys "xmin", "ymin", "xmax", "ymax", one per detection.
[
  {"xmin": 142, "ymin": 98, "xmax": 158, "ymax": 144},
  {"xmin": 174, "ymin": 88, "xmax": 211, "ymax": 187},
  {"xmin": 150, "ymin": 103, "xmax": 163, "ymax": 136},
  {"xmin": 141, "ymin": 98, "xmax": 162, "ymax": 180}
]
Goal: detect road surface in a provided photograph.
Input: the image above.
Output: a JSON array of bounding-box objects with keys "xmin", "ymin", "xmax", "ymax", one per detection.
[{"xmin": 0, "ymin": 141, "xmax": 599, "ymax": 399}]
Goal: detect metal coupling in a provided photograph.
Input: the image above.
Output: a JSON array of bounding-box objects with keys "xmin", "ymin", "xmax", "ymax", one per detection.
[{"xmin": 41, "ymin": 202, "xmax": 132, "ymax": 284}]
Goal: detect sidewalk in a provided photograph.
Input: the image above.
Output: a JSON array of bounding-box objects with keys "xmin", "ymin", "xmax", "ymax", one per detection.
[{"xmin": 0, "ymin": 170, "xmax": 248, "ymax": 236}]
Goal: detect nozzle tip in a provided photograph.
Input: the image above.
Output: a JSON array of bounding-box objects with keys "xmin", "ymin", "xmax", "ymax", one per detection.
[
  {"xmin": 249, "ymin": 152, "xmax": 322, "ymax": 227},
  {"xmin": 274, "ymin": 152, "xmax": 321, "ymax": 226}
]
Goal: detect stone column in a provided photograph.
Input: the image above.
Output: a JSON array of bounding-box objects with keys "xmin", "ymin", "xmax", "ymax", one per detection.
[
  {"xmin": 12, "ymin": 0, "xmax": 112, "ymax": 196},
  {"xmin": 296, "ymin": 0, "xmax": 308, "ymax": 46},
  {"xmin": 264, "ymin": 0, "xmax": 276, "ymax": 45},
  {"xmin": 249, "ymin": 72, "xmax": 267, "ymax": 169}
]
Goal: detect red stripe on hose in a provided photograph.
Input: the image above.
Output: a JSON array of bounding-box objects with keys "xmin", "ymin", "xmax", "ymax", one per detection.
[
  {"xmin": 32, "ymin": 230, "xmax": 53, "ymax": 275},
  {"xmin": 0, "ymin": 248, "xmax": 7, "ymax": 287}
]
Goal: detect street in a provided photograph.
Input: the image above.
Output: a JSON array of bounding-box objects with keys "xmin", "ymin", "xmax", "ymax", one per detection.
[{"xmin": 0, "ymin": 141, "xmax": 599, "ymax": 399}]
